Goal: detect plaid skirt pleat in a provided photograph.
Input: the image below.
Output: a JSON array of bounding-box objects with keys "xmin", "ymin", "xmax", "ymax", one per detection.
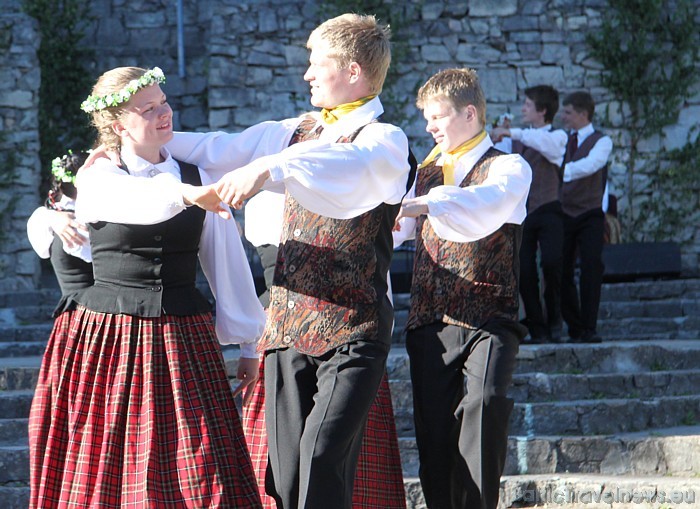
[
  {"xmin": 29, "ymin": 305, "xmax": 262, "ymax": 509},
  {"xmin": 242, "ymin": 362, "xmax": 406, "ymax": 509}
]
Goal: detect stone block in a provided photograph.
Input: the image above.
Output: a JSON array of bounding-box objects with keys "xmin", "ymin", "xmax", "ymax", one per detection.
[
  {"xmin": 469, "ymin": 0, "xmax": 517, "ymax": 16},
  {"xmin": 421, "ymin": 3, "xmax": 444, "ymax": 20},
  {"xmin": 479, "ymin": 67, "xmax": 517, "ymax": 102},
  {"xmin": 420, "ymin": 44, "xmax": 451, "ymax": 62}
]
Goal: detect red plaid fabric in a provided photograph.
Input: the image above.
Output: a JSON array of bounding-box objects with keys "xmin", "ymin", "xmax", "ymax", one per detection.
[
  {"xmin": 242, "ymin": 363, "xmax": 405, "ymax": 508},
  {"xmin": 28, "ymin": 306, "xmax": 262, "ymax": 508}
]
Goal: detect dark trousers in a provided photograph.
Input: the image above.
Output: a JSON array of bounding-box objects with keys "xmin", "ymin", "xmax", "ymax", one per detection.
[
  {"xmin": 264, "ymin": 339, "xmax": 389, "ymax": 509},
  {"xmin": 406, "ymin": 320, "xmax": 523, "ymax": 509},
  {"xmin": 519, "ymin": 203, "xmax": 564, "ymax": 339},
  {"xmin": 561, "ymin": 209, "xmax": 605, "ymax": 337}
]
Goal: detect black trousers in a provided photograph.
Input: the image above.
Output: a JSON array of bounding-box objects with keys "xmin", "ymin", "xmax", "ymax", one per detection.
[
  {"xmin": 264, "ymin": 338, "xmax": 389, "ymax": 509},
  {"xmin": 519, "ymin": 203, "xmax": 564, "ymax": 339},
  {"xmin": 406, "ymin": 320, "xmax": 524, "ymax": 509},
  {"xmin": 561, "ymin": 209, "xmax": 605, "ymax": 337}
]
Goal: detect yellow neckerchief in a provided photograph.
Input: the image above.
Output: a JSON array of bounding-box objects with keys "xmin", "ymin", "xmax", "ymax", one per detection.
[
  {"xmin": 320, "ymin": 95, "xmax": 377, "ymax": 124},
  {"xmin": 421, "ymin": 130, "xmax": 488, "ymax": 185}
]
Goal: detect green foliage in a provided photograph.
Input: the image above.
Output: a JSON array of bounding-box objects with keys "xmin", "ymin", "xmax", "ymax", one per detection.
[
  {"xmin": 22, "ymin": 0, "xmax": 95, "ymax": 182},
  {"xmin": 586, "ymin": 0, "xmax": 700, "ymax": 236},
  {"xmin": 634, "ymin": 131, "xmax": 700, "ymax": 242}
]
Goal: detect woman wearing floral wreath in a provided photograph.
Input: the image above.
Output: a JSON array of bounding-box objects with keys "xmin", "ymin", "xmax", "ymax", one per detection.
[
  {"xmin": 27, "ymin": 151, "xmax": 95, "ymax": 507},
  {"xmin": 29, "ymin": 66, "xmax": 266, "ymax": 508}
]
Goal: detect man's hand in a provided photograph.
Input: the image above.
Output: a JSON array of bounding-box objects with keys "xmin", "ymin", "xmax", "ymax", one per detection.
[
  {"xmin": 50, "ymin": 211, "xmax": 88, "ymax": 248},
  {"xmin": 181, "ymin": 183, "xmax": 232, "ymax": 219},
  {"xmin": 216, "ymin": 163, "xmax": 270, "ymax": 210},
  {"xmin": 490, "ymin": 127, "xmax": 510, "ymax": 143},
  {"xmin": 233, "ymin": 356, "xmax": 260, "ymax": 407},
  {"xmin": 80, "ymin": 144, "xmax": 120, "ymax": 170},
  {"xmin": 393, "ymin": 197, "xmax": 429, "ymax": 231}
]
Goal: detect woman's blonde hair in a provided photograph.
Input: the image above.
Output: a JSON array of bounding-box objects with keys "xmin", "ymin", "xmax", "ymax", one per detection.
[
  {"xmin": 416, "ymin": 68, "xmax": 487, "ymax": 127},
  {"xmin": 86, "ymin": 67, "xmax": 149, "ymax": 151},
  {"xmin": 307, "ymin": 13, "xmax": 391, "ymax": 95}
]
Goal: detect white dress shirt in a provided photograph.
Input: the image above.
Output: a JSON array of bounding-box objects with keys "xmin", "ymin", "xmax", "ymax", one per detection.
[
  {"xmin": 168, "ymin": 96, "xmax": 412, "ymax": 220},
  {"xmin": 75, "ymin": 148, "xmax": 266, "ymax": 356},
  {"xmin": 563, "ymin": 123, "xmax": 613, "ymax": 183},
  {"xmin": 27, "ymin": 195, "xmax": 92, "ymax": 262},
  {"xmin": 394, "ymin": 135, "xmax": 532, "ymax": 245},
  {"xmin": 496, "ymin": 124, "xmax": 568, "ymax": 166}
]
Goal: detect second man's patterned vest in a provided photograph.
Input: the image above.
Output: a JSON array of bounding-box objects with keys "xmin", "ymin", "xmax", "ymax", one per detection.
[
  {"xmin": 257, "ymin": 118, "xmax": 402, "ymax": 356},
  {"xmin": 406, "ymin": 147, "xmax": 521, "ymax": 332}
]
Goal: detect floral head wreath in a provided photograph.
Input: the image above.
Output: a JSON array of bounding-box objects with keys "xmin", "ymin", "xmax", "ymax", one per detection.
[
  {"xmin": 50, "ymin": 149, "xmax": 90, "ymax": 185},
  {"xmin": 80, "ymin": 67, "xmax": 166, "ymax": 113}
]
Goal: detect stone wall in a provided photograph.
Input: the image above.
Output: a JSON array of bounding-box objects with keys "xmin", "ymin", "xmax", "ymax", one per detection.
[
  {"xmin": 2, "ymin": 0, "xmax": 699, "ymax": 290},
  {"xmin": 0, "ymin": 12, "xmax": 42, "ymax": 291}
]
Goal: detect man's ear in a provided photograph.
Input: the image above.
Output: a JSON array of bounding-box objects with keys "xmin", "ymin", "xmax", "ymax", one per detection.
[
  {"xmin": 348, "ymin": 61, "xmax": 362, "ymax": 83},
  {"xmin": 464, "ymin": 104, "xmax": 478, "ymax": 123}
]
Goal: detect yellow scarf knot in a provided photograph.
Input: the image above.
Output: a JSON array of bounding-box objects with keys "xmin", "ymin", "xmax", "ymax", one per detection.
[
  {"xmin": 421, "ymin": 130, "xmax": 488, "ymax": 185},
  {"xmin": 320, "ymin": 95, "xmax": 377, "ymax": 124}
]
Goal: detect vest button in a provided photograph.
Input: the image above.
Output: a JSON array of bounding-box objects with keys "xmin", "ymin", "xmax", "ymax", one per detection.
[
  {"xmin": 152, "ymin": 285, "xmax": 162, "ymax": 291},
  {"xmin": 153, "ymin": 257, "xmax": 162, "ymax": 264},
  {"xmin": 154, "ymin": 235, "xmax": 162, "ymax": 241},
  {"xmin": 282, "ymin": 335, "xmax": 292, "ymax": 345},
  {"xmin": 288, "ymin": 264, "xmax": 297, "ymax": 273},
  {"xmin": 287, "ymin": 301, "xmax": 295, "ymax": 309},
  {"xmin": 293, "ymin": 229, "xmax": 301, "ymax": 237}
]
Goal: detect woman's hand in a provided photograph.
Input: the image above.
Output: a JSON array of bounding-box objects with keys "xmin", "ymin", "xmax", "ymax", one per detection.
[
  {"xmin": 181, "ymin": 184, "xmax": 232, "ymax": 219},
  {"xmin": 50, "ymin": 211, "xmax": 88, "ymax": 248},
  {"xmin": 233, "ymin": 356, "xmax": 260, "ymax": 406}
]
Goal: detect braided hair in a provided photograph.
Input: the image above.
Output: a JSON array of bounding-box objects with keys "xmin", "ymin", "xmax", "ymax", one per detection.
[{"xmin": 47, "ymin": 150, "xmax": 89, "ymax": 209}]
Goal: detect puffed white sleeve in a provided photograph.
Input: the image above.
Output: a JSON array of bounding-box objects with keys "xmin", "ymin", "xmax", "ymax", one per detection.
[
  {"xmin": 265, "ymin": 123, "xmax": 411, "ymax": 219},
  {"xmin": 26, "ymin": 207, "xmax": 54, "ymax": 258},
  {"xmin": 75, "ymin": 159, "xmax": 185, "ymax": 225},
  {"xmin": 424, "ymin": 154, "xmax": 532, "ymax": 242},
  {"xmin": 166, "ymin": 119, "xmax": 300, "ymax": 182},
  {"xmin": 197, "ymin": 172, "xmax": 266, "ymax": 355}
]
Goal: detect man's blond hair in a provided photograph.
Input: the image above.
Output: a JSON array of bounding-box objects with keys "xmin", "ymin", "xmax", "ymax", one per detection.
[
  {"xmin": 307, "ymin": 13, "xmax": 391, "ymax": 95},
  {"xmin": 416, "ymin": 68, "xmax": 487, "ymax": 126}
]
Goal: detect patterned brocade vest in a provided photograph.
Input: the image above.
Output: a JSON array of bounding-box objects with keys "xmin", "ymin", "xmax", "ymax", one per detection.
[
  {"xmin": 257, "ymin": 118, "xmax": 401, "ymax": 356},
  {"xmin": 406, "ymin": 147, "xmax": 521, "ymax": 332}
]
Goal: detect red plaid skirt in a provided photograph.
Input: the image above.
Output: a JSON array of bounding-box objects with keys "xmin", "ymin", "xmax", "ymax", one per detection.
[
  {"xmin": 28, "ymin": 306, "xmax": 262, "ymax": 508},
  {"xmin": 242, "ymin": 362, "xmax": 406, "ymax": 508}
]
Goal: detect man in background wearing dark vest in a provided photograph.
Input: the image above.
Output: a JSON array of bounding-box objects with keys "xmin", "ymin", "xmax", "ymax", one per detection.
[
  {"xmin": 394, "ymin": 68, "xmax": 531, "ymax": 509},
  {"xmin": 492, "ymin": 85, "xmax": 568, "ymax": 343},
  {"xmin": 560, "ymin": 91, "xmax": 613, "ymax": 343}
]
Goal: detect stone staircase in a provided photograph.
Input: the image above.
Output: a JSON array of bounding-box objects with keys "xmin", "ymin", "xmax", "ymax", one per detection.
[{"xmin": 1, "ymin": 279, "xmax": 700, "ymax": 508}]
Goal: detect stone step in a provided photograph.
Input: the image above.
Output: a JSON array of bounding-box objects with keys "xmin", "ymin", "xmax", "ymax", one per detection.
[
  {"xmin": 0, "ymin": 419, "xmax": 28, "ymax": 444},
  {"xmin": 0, "ymin": 305, "xmax": 56, "ymax": 326},
  {"xmin": 0, "ymin": 357, "xmax": 41, "ymax": 391},
  {"xmin": 0, "ymin": 390, "xmax": 33, "ymax": 419},
  {"xmin": 0, "ymin": 342, "xmax": 47, "ymax": 358},
  {"xmin": 0, "ymin": 486, "xmax": 29, "ymax": 509},
  {"xmin": 0, "ymin": 324, "xmax": 53, "ymax": 344},
  {"xmin": 496, "ymin": 474, "xmax": 700, "ymax": 509},
  {"xmin": 0, "ymin": 289, "xmax": 60, "ymax": 309},
  {"xmin": 389, "ymin": 368, "xmax": 700, "ymax": 407},
  {"xmin": 511, "ymin": 369, "xmax": 699, "ymax": 402},
  {"xmin": 599, "ymin": 278, "xmax": 700, "ymax": 302},
  {"xmin": 598, "ymin": 298, "xmax": 699, "ymax": 320},
  {"xmin": 514, "ymin": 340, "xmax": 700, "ymax": 375},
  {"xmin": 0, "ymin": 445, "xmax": 29, "ymax": 484},
  {"xmin": 392, "ymin": 394, "xmax": 700, "ymax": 437},
  {"xmin": 398, "ymin": 426, "xmax": 700, "ymax": 478}
]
